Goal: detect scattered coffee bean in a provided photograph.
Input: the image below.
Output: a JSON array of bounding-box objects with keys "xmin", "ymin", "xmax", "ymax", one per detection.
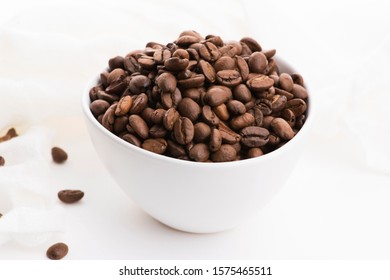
[
  {"xmin": 51, "ymin": 147, "xmax": 68, "ymax": 164},
  {"xmin": 58, "ymin": 190, "xmax": 84, "ymax": 204},
  {"xmin": 89, "ymin": 31, "xmax": 309, "ymax": 162},
  {"xmin": 46, "ymin": 242, "xmax": 69, "ymax": 260}
]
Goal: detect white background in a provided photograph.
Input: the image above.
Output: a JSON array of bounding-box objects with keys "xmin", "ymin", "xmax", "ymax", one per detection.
[{"xmin": 0, "ymin": 0, "xmax": 390, "ymax": 259}]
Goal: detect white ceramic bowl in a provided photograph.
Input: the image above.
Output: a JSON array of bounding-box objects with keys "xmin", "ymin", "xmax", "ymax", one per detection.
[{"xmin": 82, "ymin": 58, "xmax": 312, "ymax": 233}]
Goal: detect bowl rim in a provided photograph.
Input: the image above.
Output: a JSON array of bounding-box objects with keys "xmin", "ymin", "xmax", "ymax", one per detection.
[{"xmin": 81, "ymin": 58, "xmax": 313, "ymax": 168}]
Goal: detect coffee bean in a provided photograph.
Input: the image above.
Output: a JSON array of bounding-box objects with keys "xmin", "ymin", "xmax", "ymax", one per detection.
[
  {"xmin": 248, "ymin": 52, "xmax": 268, "ymax": 74},
  {"xmin": 129, "ymin": 93, "xmax": 148, "ymax": 114},
  {"xmin": 51, "ymin": 147, "xmax": 68, "ymax": 164},
  {"xmin": 177, "ymin": 74, "xmax": 205, "ymax": 89},
  {"xmin": 96, "ymin": 90, "xmax": 119, "ymax": 103},
  {"xmin": 271, "ymin": 94, "xmax": 287, "ymax": 113},
  {"xmin": 199, "ymin": 42, "xmax": 220, "ymax": 62},
  {"xmin": 122, "ymin": 133, "xmax": 142, "ymax": 147},
  {"xmin": 153, "ymin": 48, "xmax": 171, "ymax": 64},
  {"xmin": 209, "ymin": 128, "xmax": 222, "ymax": 152},
  {"xmin": 247, "ymin": 148, "xmax": 263, "ymax": 158},
  {"xmin": 149, "ymin": 125, "xmax": 168, "ymax": 138},
  {"xmin": 286, "ymin": 98, "xmax": 307, "ymax": 116},
  {"xmin": 271, "ymin": 117, "xmax": 295, "ymax": 140},
  {"xmin": 141, "ymin": 107, "xmax": 155, "ymax": 126},
  {"xmin": 202, "ymin": 105, "xmax": 220, "ymax": 126},
  {"xmin": 156, "ymin": 72, "xmax": 177, "ymax": 93},
  {"xmin": 262, "ymin": 115, "xmax": 274, "ymax": 129},
  {"xmin": 109, "ymin": 56, "xmax": 124, "ymax": 70},
  {"xmin": 124, "ymin": 56, "xmax": 140, "ymax": 73},
  {"xmin": 138, "ymin": 55, "xmax": 156, "ymax": 70},
  {"xmin": 216, "ymin": 70, "xmax": 242, "ymax": 87},
  {"xmin": 174, "ymin": 117, "xmax": 194, "ymax": 145},
  {"xmin": 129, "ymin": 115, "xmax": 149, "ymax": 139},
  {"xmin": 204, "ymin": 85, "xmax": 232, "ymax": 106},
  {"xmin": 268, "ymin": 133, "xmax": 281, "ymax": 146},
  {"xmin": 291, "ymin": 84, "xmax": 308, "ymax": 99},
  {"xmin": 113, "ymin": 116, "xmax": 129, "ymax": 134},
  {"xmin": 279, "ymin": 73, "xmax": 294, "ymax": 92},
  {"xmin": 164, "ymin": 57, "xmax": 189, "ymax": 71},
  {"xmin": 194, "ymin": 122, "xmax": 211, "ymax": 142},
  {"xmin": 198, "ymin": 60, "xmax": 216, "ymax": 83},
  {"xmin": 163, "ymin": 108, "xmax": 180, "ymax": 130},
  {"xmin": 281, "ymin": 109, "xmax": 296, "ymax": 127},
  {"xmin": 227, "ymin": 100, "xmax": 246, "ymax": 115},
  {"xmin": 240, "ymin": 126, "xmax": 270, "ymax": 147},
  {"xmin": 213, "ymin": 104, "xmax": 230, "ymax": 121},
  {"xmin": 213, "ymin": 56, "xmax": 236, "ymax": 72},
  {"xmin": 166, "ymin": 139, "xmax": 186, "ymax": 158},
  {"xmin": 275, "ymin": 87, "xmax": 294, "ymax": 100},
  {"xmin": 107, "ymin": 68, "xmax": 125, "ymax": 84},
  {"xmin": 142, "ymin": 138, "xmax": 167, "ymax": 154},
  {"xmin": 177, "ymin": 97, "xmax": 201, "ymax": 122},
  {"xmin": 182, "ymin": 88, "xmax": 202, "ymax": 102},
  {"xmin": 176, "ymin": 35, "xmax": 201, "ymax": 47},
  {"xmin": 129, "ymin": 75, "xmax": 151, "ymax": 95},
  {"xmin": 240, "ymin": 42, "xmax": 252, "ymax": 56},
  {"xmin": 218, "ymin": 121, "xmax": 241, "ymax": 144},
  {"xmin": 58, "ymin": 190, "xmax": 84, "ymax": 204},
  {"xmin": 247, "ymin": 75, "xmax": 274, "ymax": 92},
  {"xmin": 46, "ymin": 242, "xmax": 68, "ymax": 260},
  {"xmin": 291, "ymin": 73, "xmax": 304, "ymax": 86},
  {"xmin": 233, "ymin": 84, "xmax": 252, "ymax": 103},
  {"xmin": 240, "ymin": 37, "xmax": 262, "ymax": 52},
  {"xmin": 161, "ymin": 88, "xmax": 182, "ymax": 109},
  {"xmin": 211, "ymin": 144, "xmax": 237, "ymax": 162},
  {"xmin": 115, "ymin": 96, "xmax": 133, "ymax": 116},
  {"xmin": 230, "ymin": 113, "xmax": 255, "ymax": 130},
  {"xmin": 263, "ymin": 49, "xmax": 276, "ymax": 59},
  {"xmin": 0, "ymin": 156, "xmax": 5, "ymax": 166},
  {"xmin": 189, "ymin": 143, "xmax": 210, "ymax": 162},
  {"xmin": 257, "ymin": 98, "xmax": 273, "ymax": 116},
  {"xmin": 236, "ymin": 55, "xmax": 249, "ymax": 81},
  {"xmin": 173, "ymin": 49, "xmax": 190, "ymax": 59},
  {"xmin": 253, "ymin": 106, "xmax": 264, "ymax": 126},
  {"xmin": 149, "ymin": 108, "xmax": 166, "ymax": 124},
  {"xmin": 295, "ymin": 115, "xmax": 306, "ymax": 129},
  {"xmin": 219, "ymin": 44, "xmax": 238, "ymax": 57}
]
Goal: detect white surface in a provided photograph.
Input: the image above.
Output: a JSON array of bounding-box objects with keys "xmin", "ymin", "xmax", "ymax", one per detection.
[{"xmin": 0, "ymin": 0, "xmax": 390, "ymax": 259}]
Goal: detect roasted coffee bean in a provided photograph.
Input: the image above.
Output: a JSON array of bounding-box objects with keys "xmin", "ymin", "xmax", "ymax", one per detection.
[
  {"xmin": 226, "ymin": 40, "xmax": 242, "ymax": 55},
  {"xmin": 100, "ymin": 71, "xmax": 109, "ymax": 87},
  {"xmin": 281, "ymin": 109, "xmax": 296, "ymax": 127},
  {"xmin": 156, "ymin": 72, "xmax": 177, "ymax": 93},
  {"xmin": 247, "ymin": 147, "xmax": 263, "ymax": 158},
  {"xmin": 240, "ymin": 37, "xmax": 262, "ymax": 52},
  {"xmin": 230, "ymin": 113, "xmax": 255, "ymax": 130},
  {"xmin": 109, "ymin": 56, "xmax": 124, "ymax": 70},
  {"xmin": 291, "ymin": 73, "xmax": 304, "ymax": 86},
  {"xmin": 198, "ymin": 60, "xmax": 216, "ymax": 83},
  {"xmin": 122, "ymin": 133, "xmax": 142, "ymax": 147},
  {"xmin": 189, "ymin": 143, "xmax": 210, "ymax": 162},
  {"xmin": 115, "ymin": 96, "xmax": 133, "ymax": 116},
  {"xmin": 46, "ymin": 242, "xmax": 68, "ymax": 260},
  {"xmin": 138, "ymin": 55, "xmax": 156, "ymax": 70},
  {"xmin": 202, "ymin": 105, "xmax": 220, "ymax": 126},
  {"xmin": 129, "ymin": 93, "xmax": 148, "ymax": 114},
  {"xmin": 0, "ymin": 156, "xmax": 5, "ymax": 166},
  {"xmin": 219, "ymin": 44, "xmax": 238, "ymax": 57},
  {"xmin": 96, "ymin": 90, "xmax": 119, "ymax": 103},
  {"xmin": 0, "ymin": 128, "xmax": 18, "ymax": 143},
  {"xmin": 247, "ymin": 75, "xmax": 274, "ymax": 91},
  {"xmin": 271, "ymin": 94, "xmax": 287, "ymax": 113},
  {"xmin": 176, "ymin": 35, "xmax": 201, "ymax": 47},
  {"xmin": 219, "ymin": 121, "xmax": 241, "ymax": 144},
  {"xmin": 51, "ymin": 147, "xmax": 68, "ymax": 164},
  {"xmin": 271, "ymin": 117, "xmax": 295, "ymax": 140},
  {"xmin": 153, "ymin": 48, "xmax": 171, "ymax": 64},
  {"xmin": 233, "ymin": 84, "xmax": 252, "ymax": 103},
  {"xmin": 166, "ymin": 139, "xmax": 186, "ymax": 158},
  {"xmin": 58, "ymin": 190, "xmax": 84, "ymax": 204},
  {"xmin": 172, "ymin": 49, "xmax": 190, "ymax": 59},
  {"xmin": 275, "ymin": 87, "xmax": 294, "ymax": 100},
  {"xmin": 253, "ymin": 106, "xmax": 264, "ymax": 126},
  {"xmin": 240, "ymin": 126, "xmax": 269, "ymax": 147},
  {"xmin": 129, "ymin": 75, "xmax": 151, "ymax": 94},
  {"xmin": 163, "ymin": 108, "xmax": 180, "ymax": 130},
  {"xmin": 216, "ymin": 70, "xmax": 242, "ymax": 87},
  {"xmin": 240, "ymin": 42, "xmax": 252, "ymax": 56},
  {"xmin": 209, "ymin": 128, "xmax": 222, "ymax": 152},
  {"xmin": 213, "ymin": 104, "xmax": 230, "ymax": 121},
  {"xmin": 142, "ymin": 138, "xmax": 167, "ymax": 154},
  {"xmin": 227, "ymin": 100, "xmax": 246, "ymax": 115},
  {"xmin": 205, "ymin": 34, "xmax": 223, "ymax": 46},
  {"xmin": 199, "ymin": 42, "xmax": 220, "ymax": 62},
  {"xmin": 177, "ymin": 74, "xmax": 205, "ymax": 89},
  {"xmin": 113, "ymin": 116, "xmax": 129, "ymax": 134},
  {"xmin": 177, "ymin": 97, "xmax": 201, "ymax": 122},
  {"xmin": 150, "ymin": 108, "xmax": 166, "ymax": 124},
  {"xmin": 213, "ymin": 56, "xmax": 236, "ymax": 72},
  {"xmin": 263, "ymin": 49, "xmax": 276, "ymax": 59},
  {"xmin": 295, "ymin": 114, "xmax": 306, "ymax": 129},
  {"xmin": 248, "ymin": 52, "xmax": 268, "ymax": 74},
  {"xmin": 129, "ymin": 115, "xmax": 149, "ymax": 139},
  {"xmin": 286, "ymin": 98, "xmax": 307, "ymax": 116},
  {"xmin": 182, "ymin": 88, "xmax": 202, "ymax": 102},
  {"xmin": 257, "ymin": 99, "xmax": 273, "ymax": 116},
  {"xmin": 161, "ymin": 88, "xmax": 182, "ymax": 109},
  {"xmin": 236, "ymin": 55, "xmax": 249, "ymax": 81},
  {"xmin": 149, "ymin": 125, "xmax": 168, "ymax": 138},
  {"xmin": 262, "ymin": 116, "xmax": 274, "ymax": 129},
  {"xmin": 194, "ymin": 122, "xmax": 211, "ymax": 142},
  {"xmin": 211, "ymin": 144, "xmax": 237, "ymax": 162},
  {"xmin": 268, "ymin": 133, "xmax": 281, "ymax": 146},
  {"xmin": 124, "ymin": 56, "xmax": 140, "ymax": 73},
  {"xmin": 173, "ymin": 117, "xmax": 194, "ymax": 145},
  {"xmin": 141, "ymin": 107, "xmax": 155, "ymax": 126},
  {"xmin": 291, "ymin": 84, "xmax": 308, "ymax": 99},
  {"xmin": 204, "ymin": 85, "xmax": 232, "ymax": 106},
  {"xmin": 279, "ymin": 73, "xmax": 294, "ymax": 92},
  {"xmin": 107, "ymin": 68, "xmax": 125, "ymax": 84},
  {"xmin": 164, "ymin": 57, "xmax": 189, "ymax": 71}
]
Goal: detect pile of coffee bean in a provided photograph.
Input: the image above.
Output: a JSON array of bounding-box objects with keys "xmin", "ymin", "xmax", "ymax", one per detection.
[{"xmin": 89, "ymin": 31, "xmax": 308, "ymax": 162}]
